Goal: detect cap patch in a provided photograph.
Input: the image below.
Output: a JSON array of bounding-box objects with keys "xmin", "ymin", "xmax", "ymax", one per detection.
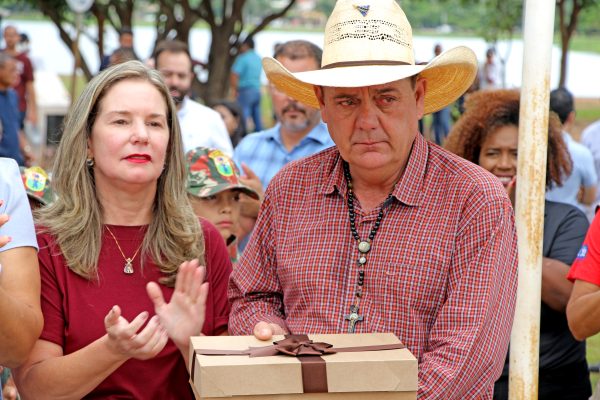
[
  {"xmin": 208, "ymin": 150, "xmax": 234, "ymax": 177},
  {"xmin": 24, "ymin": 166, "xmax": 48, "ymax": 192}
]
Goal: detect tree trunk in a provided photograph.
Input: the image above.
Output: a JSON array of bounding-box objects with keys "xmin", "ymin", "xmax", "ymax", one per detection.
[
  {"xmin": 153, "ymin": 0, "xmax": 296, "ymax": 104},
  {"xmin": 38, "ymin": 1, "xmax": 93, "ymax": 81},
  {"xmin": 203, "ymin": 27, "xmax": 237, "ymax": 103},
  {"xmin": 91, "ymin": 5, "xmax": 106, "ymax": 64},
  {"xmin": 557, "ymin": 0, "xmax": 568, "ymax": 87},
  {"xmin": 113, "ymin": 0, "xmax": 134, "ymax": 29},
  {"xmin": 559, "ymin": 34, "xmax": 569, "ymax": 88},
  {"xmin": 557, "ymin": 0, "xmax": 583, "ymax": 88},
  {"xmin": 200, "ymin": 0, "xmax": 296, "ymax": 104}
]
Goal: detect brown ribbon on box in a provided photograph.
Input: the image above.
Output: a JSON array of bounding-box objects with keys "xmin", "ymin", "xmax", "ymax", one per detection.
[{"xmin": 193, "ymin": 334, "xmax": 406, "ymax": 393}]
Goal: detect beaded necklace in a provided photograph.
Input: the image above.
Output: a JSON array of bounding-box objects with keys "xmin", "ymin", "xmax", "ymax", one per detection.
[{"xmin": 342, "ymin": 161, "xmax": 394, "ymax": 333}]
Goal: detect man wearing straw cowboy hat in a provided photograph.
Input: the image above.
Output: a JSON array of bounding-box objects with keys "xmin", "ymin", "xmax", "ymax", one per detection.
[{"xmin": 229, "ymin": 0, "xmax": 518, "ymax": 397}]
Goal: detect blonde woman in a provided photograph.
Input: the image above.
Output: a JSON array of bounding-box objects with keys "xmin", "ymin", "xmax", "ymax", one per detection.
[{"xmin": 13, "ymin": 61, "xmax": 231, "ymax": 399}]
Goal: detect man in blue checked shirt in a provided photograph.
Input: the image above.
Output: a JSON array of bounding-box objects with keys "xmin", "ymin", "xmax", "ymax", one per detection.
[{"xmin": 233, "ymin": 40, "xmax": 335, "ymax": 191}]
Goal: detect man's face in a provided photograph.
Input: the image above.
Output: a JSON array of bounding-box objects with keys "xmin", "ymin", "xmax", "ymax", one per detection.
[
  {"xmin": 156, "ymin": 51, "xmax": 193, "ymax": 106},
  {"xmin": 270, "ymin": 55, "xmax": 321, "ymax": 134},
  {"xmin": 0, "ymin": 59, "xmax": 18, "ymax": 88},
  {"xmin": 189, "ymin": 190, "xmax": 242, "ymax": 243},
  {"xmin": 316, "ymin": 77, "xmax": 426, "ymax": 172},
  {"xmin": 3, "ymin": 27, "xmax": 19, "ymax": 49},
  {"xmin": 120, "ymin": 33, "xmax": 134, "ymax": 48}
]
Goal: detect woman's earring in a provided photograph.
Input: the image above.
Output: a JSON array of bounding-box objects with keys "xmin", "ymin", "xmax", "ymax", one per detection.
[{"xmin": 86, "ymin": 158, "xmax": 95, "ymax": 167}]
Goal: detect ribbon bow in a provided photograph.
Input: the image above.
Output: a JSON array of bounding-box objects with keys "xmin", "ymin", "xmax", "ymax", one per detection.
[
  {"xmin": 245, "ymin": 337, "xmax": 336, "ymax": 357},
  {"xmin": 274, "ymin": 337, "xmax": 336, "ymax": 356}
]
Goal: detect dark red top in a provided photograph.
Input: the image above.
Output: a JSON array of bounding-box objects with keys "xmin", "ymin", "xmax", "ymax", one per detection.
[
  {"xmin": 38, "ymin": 219, "xmax": 231, "ymax": 399},
  {"xmin": 12, "ymin": 52, "xmax": 34, "ymax": 113}
]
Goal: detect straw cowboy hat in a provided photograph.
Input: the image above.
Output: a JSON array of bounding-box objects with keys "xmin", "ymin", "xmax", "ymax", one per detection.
[{"xmin": 263, "ymin": 0, "xmax": 478, "ymax": 114}]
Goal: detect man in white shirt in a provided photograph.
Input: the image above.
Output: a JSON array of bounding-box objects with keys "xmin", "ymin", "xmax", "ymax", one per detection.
[
  {"xmin": 155, "ymin": 40, "xmax": 233, "ymax": 156},
  {"xmin": 582, "ymin": 119, "xmax": 600, "ymax": 205},
  {"xmin": 546, "ymin": 87, "xmax": 597, "ymax": 214},
  {"xmin": 479, "ymin": 48, "xmax": 500, "ymax": 90}
]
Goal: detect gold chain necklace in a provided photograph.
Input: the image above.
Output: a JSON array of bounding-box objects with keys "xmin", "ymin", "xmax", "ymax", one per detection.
[{"xmin": 105, "ymin": 226, "xmax": 143, "ymax": 275}]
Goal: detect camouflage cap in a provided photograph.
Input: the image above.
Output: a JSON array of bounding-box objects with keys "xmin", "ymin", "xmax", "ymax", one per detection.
[
  {"xmin": 185, "ymin": 147, "xmax": 260, "ymax": 200},
  {"xmin": 20, "ymin": 166, "xmax": 54, "ymax": 205}
]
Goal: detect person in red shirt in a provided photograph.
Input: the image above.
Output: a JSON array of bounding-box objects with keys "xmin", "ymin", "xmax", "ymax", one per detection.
[
  {"xmin": 567, "ymin": 212, "xmax": 600, "ymax": 339},
  {"xmin": 1, "ymin": 25, "xmax": 36, "ymax": 128},
  {"xmin": 13, "ymin": 60, "xmax": 231, "ymax": 399},
  {"xmin": 1, "ymin": 25, "xmax": 36, "ymax": 165}
]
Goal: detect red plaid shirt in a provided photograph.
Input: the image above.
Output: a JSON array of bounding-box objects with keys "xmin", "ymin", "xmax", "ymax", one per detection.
[{"xmin": 229, "ymin": 134, "xmax": 518, "ymax": 399}]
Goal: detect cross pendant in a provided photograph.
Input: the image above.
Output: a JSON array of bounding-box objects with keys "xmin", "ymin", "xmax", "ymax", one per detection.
[
  {"xmin": 344, "ymin": 306, "xmax": 364, "ymax": 333},
  {"xmin": 123, "ymin": 259, "xmax": 134, "ymax": 274}
]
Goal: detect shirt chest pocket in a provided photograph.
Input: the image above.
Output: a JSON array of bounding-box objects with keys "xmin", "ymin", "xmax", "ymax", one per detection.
[{"xmin": 367, "ymin": 254, "xmax": 449, "ymax": 320}]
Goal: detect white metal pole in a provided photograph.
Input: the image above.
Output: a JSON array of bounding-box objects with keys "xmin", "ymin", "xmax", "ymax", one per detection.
[{"xmin": 508, "ymin": 0, "xmax": 556, "ymax": 398}]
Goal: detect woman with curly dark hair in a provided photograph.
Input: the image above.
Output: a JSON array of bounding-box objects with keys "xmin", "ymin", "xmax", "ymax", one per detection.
[{"xmin": 445, "ymin": 89, "xmax": 591, "ymax": 400}]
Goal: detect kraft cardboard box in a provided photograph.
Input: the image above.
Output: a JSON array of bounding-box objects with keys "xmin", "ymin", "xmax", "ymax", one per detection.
[{"xmin": 189, "ymin": 332, "xmax": 417, "ymax": 399}]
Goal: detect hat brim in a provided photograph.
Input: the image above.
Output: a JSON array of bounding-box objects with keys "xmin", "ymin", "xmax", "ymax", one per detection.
[
  {"xmin": 263, "ymin": 46, "xmax": 478, "ymax": 115},
  {"xmin": 26, "ymin": 192, "xmax": 47, "ymax": 205},
  {"xmin": 190, "ymin": 183, "xmax": 260, "ymax": 200}
]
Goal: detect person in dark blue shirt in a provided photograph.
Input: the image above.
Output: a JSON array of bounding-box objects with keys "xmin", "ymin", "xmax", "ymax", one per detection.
[{"xmin": 0, "ymin": 53, "xmax": 24, "ymax": 166}]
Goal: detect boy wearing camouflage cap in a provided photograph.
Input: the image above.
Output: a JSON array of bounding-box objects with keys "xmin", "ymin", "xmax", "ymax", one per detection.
[{"xmin": 185, "ymin": 147, "xmax": 259, "ymax": 261}]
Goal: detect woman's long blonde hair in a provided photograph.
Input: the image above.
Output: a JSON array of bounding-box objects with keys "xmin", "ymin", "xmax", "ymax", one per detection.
[{"xmin": 37, "ymin": 60, "xmax": 204, "ymax": 286}]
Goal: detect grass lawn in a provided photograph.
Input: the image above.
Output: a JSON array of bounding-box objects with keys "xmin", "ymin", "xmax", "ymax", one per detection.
[
  {"xmin": 588, "ymin": 334, "xmax": 600, "ymax": 393},
  {"xmin": 572, "ymin": 98, "xmax": 600, "ymax": 141},
  {"xmin": 565, "ymin": 33, "xmax": 600, "ymax": 55}
]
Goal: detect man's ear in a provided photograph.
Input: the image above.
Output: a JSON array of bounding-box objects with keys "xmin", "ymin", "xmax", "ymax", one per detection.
[{"xmin": 415, "ymin": 77, "xmax": 427, "ymax": 120}]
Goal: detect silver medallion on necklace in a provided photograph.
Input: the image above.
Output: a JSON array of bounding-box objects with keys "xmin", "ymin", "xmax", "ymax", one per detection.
[{"xmin": 124, "ymin": 258, "xmax": 134, "ymax": 274}]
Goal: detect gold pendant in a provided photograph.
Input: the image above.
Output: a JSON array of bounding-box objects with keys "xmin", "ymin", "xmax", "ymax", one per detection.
[{"xmin": 124, "ymin": 259, "xmax": 134, "ymax": 274}]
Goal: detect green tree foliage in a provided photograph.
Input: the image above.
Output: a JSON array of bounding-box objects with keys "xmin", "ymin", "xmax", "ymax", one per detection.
[
  {"xmin": 313, "ymin": 0, "xmax": 335, "ymax": 16},
  {"xmin": 12, "ymin": 0, "xmax": 296, "ymax": 102},
  {"xmin": 154, "ymin": 0, "xmax": 296, "ymax": 103},
  {"xmin": 3, "ymin": 0, "xmax": 137, "ymax": 80},
  {"xmin": 556, "ymin": 0, "xmax": 600, "ymax": 86},
  {"xmin": 424, "ymin": 0, "xmax": 599, "ymax": 88}
]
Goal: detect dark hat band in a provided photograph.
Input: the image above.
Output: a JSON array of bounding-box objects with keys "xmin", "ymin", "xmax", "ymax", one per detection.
[{"xmin": 321, "ymin": 60, "xmax": 411, "ymax": 69}]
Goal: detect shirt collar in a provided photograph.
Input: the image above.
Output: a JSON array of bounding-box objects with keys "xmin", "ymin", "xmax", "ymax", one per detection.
[
  {"xmin": 305, "ymin": 122, "xmax": 330, "ymax": 145},
  {"xmin": 269, "ymin": 121, "xmax": 329, "ymax": 145},
  {"xmin": 178, "ymin": 96, "xmax": 191, "ymax": 116},
  {"xmin": 562, "ymin": 131, "xmax": 573, "ymax": 143},
  {"xmin": 321, "ymin": 134, "xmax": 428, "ymax": 207}
]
